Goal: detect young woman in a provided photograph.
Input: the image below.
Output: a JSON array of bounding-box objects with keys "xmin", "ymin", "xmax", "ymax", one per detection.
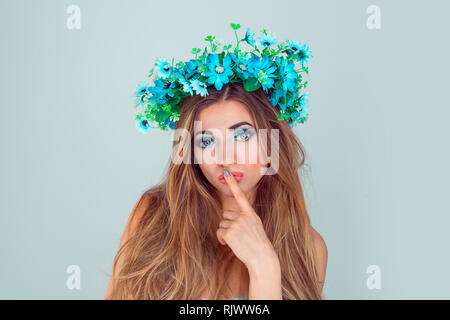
[{"xmin": 104, "ymin": 82, "xmax": 328, "ymax": 300}]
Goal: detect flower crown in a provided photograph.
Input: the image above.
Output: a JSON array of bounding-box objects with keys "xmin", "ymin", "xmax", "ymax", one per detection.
[{"xmin": 133, "ymin": 23, "xmax": 312, "ymax": 132}]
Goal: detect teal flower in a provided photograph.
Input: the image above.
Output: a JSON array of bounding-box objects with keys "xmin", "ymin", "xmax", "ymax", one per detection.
[
  {"xmin": 148, "ymin": 79, "xmax": 175, "ymax": 105},
  {"xmin": 184, "ymin": 59, "xmax": 204, "ymax": 80},
  {"xmin": 229, "ymin": 53, "xmax": 253, "ymax": 79},
  {"xmin": 205, "ymin": 53, "xmax": 234, "ymax": 90},
  {"xmin": 178, "ymin": 76, "xmax": 193, "ymax": 95},
  {"xmin": 136, "ymin": 118, "xmax": 150, "ymax": 134},
  {"xmin": 268, "ymin": 88, "xmax": 284, "ymax": 107},
  {"xmin": 286, "ymin": 40, "xmax": 302, "ymax": 54},
  {"xmin": 155, "ymin": 57, "xmax": 172, "ymax": 79},
  {"xmin": 279, "ymin": 91, "xmax": 298, "ymax": 111},
  {"xmin": 190, "ymin": 79, "xmax": 209, "ymax": 96},
  {"xmin": 259, "ymin": 33, "xmax": 277, "ymax": 48},
  {"xmin": 133, "ymin": 82, "xmax": 151, "ymax": 109},
  {"xmin": 134, "ymin": 82, "xmax": 150, "ymax": 97},
  {"xmin": 298, "ymin": 92, "xmax": 309, "ymax": 117},
  {"xmin": 275, "ymin": 56, "xmax": 297, "ymax": 93},
  {"xmin": 163, "ymin": 118, "xmax": 176, "ymax": 130},
  {"xmin": 244, "ymin": 28, "xmax": 256, "ymax": 46},
  {"xmin": 250, "ymin": 55, "xmax": 277, "ymax": 93},
  {"xmin": 296, "ymin": 44, "xmax": 313, "ymax": 65}
]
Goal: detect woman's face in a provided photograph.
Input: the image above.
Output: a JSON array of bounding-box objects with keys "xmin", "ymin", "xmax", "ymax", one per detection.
[{"xmin": 193, "ymin": 100, "xmax": 267, "ymax": 198}]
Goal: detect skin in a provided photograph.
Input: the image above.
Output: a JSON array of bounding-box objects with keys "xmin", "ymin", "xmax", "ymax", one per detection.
[
  {"xmin": 195, "ymin": 100, "xmax": 282, "ymax": 299},
  {"xmin": 194, "ymin": 100, "xmax": 268, "ymax": 212}
]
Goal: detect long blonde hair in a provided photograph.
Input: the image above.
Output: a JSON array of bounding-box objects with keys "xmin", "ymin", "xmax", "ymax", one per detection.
[{"xmin": 106, "ymin": 82, "xmax": 322, "ymax": 299}]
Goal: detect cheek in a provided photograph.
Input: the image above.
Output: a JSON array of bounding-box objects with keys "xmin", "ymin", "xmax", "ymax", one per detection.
[
  {"xmin": 241, "ymin": 164, "xmax": 265, "ymax": 187},
  {"xmin": 233, "ymin": 138, "xmax": 262, "ymax": 165},
  {"xmin": 198, "ymin": 163, "xmax": 216, "ymax": 182},
  {"xmin": 194, "ymin": 146, "xmax": 217, "ymax": 165}
]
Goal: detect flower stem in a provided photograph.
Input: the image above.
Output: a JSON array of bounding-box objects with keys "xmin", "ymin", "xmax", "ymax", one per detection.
[{"xmin": 234, "ymin": 30, "xmax": 240, "ymax": 52}]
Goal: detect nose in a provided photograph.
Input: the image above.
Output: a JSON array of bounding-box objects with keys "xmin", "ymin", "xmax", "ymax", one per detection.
[{"xmin": 217, "ymin": 138, "xmax": 237, "ymax": 165}]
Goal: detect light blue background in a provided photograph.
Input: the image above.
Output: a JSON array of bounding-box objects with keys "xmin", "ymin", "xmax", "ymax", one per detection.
[{"xmin": 1, "ymin": 0, "xmax": 449, "ymax": 299}]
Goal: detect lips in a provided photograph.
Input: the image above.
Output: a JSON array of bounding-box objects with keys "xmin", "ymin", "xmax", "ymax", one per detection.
[{"xmin": 218, "ymin": 171, "xmax": 243, "ymax": 184}]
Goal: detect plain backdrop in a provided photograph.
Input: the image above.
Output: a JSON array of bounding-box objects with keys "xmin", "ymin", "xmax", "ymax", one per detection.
[{"xmin": 1, "ymin": 0, "xmax": 449, "ymax": 299}]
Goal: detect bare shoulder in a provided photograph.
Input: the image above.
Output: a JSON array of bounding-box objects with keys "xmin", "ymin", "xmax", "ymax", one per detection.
[{"xmin": 311, "ymin": 227, "xmax": 328, "ymax": 294}]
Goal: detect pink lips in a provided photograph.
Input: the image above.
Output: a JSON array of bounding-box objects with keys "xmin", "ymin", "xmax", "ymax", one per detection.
[{"xmin": 218, "ymin": 171, "xmax": 243, "ymax": 184}]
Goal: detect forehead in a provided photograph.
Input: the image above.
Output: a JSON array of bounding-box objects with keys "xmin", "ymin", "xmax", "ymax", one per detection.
[{"xmin": 196, "ymin": 100, "xmax": 254, "ymax": 129}]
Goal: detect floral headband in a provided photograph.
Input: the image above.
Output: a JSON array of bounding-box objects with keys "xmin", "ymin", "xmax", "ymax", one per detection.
[{"xmin": 133, "ymin": 23, "xmax": 312, "ymax": 132}]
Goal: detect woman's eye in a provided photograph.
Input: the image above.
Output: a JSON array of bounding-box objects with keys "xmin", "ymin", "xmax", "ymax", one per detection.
[
  {"xmin": 198, "ymin": 137, "xmax": 215, "ymax": 149},
  {"xmin": 234, "ymin": 128, "xmax": 253, "ymax": 142}
]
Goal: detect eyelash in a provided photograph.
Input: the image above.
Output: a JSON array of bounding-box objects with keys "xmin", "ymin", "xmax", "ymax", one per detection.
[{"xmin": 197, "ymin": 128, "xmax": 253, "ymax": 149}]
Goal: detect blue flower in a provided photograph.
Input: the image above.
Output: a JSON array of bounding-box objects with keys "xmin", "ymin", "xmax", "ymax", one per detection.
[
  {"xmin": 246, "ymin": 53, "xmax": 261, "ymax": 74},
  {"xmin": 244, "ymin": 28, "xmax": 256, "ymax": 46},
  {"xmin": 190, "ymin": 79, "xmax": 209, "ymax": 96},
  {"xmin": 163, "ymin": 118, "xmax": 176, "ymax": 130},
  {"xmin": 286, "ymin": 40, "xmax": 302, "ymax": 54},
  {"xmin": 205, "ymin": 53, "xmax": 234, "ymax": 90},
  {"xmin": 136, "ymin": 118, "xmax": 150, "ymax": 134},
  {"xmin": 259, "ymin": 33, "xmax": 277, "ymax": 48},
  {"xmin": 229, "ymin": 53, "xmax": 253, "ymax": 79},
  {"xmin": 275, "ymin": 56, "xmax": 297, "ymax": 93},
  {"xmin": 155, "ymin": 57, "xmax": 172, "ymax": 79},
  {"xmin": 298, "ymin": 92, "xmax": 309, "ymax": 117},
  {"xmin": 296, "ymin": 43, "xmax": 313, "ymax": 65},
  {"xmin": 133, "ymin": 82, "xmax": 151, "ymax": 109},
  {"xmin": 279, "ymin": 91, "xmax": 299, "ymax": 111},
  {"xmin": 134, "ymin": 82, "xmax": 150, "ymax": 98},
  {"xmin": 249, "ymin": 55, "xmax": 277, "ymax": 93},
  {"xmin": 268, "ymin": 88, "xmax": 284, "ymax": 107},
  {"xmin": 184, "ymin": 59, "xmax": 203, "ymax": 80},
  {"xmin": 148, "ymin": 78, "xmax": 175, "ymax": 105},
  {"xmin": 178, "ymin": 76, "xmax": 193, "ymax": 95}
]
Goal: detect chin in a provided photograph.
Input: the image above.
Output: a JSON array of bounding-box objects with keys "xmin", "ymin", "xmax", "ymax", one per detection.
[{"xmin": 219, "ymin": 182, "xmax": 250, "ymax": 196}]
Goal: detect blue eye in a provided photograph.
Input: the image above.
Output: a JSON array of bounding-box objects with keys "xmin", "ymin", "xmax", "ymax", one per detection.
[
  {"xmin": 234, "ymin": 128, "xmax": 253, "ymax": 142},
  {"xmin": 198, "ymin": 137, "xmax": 215, "ymax": 149}
]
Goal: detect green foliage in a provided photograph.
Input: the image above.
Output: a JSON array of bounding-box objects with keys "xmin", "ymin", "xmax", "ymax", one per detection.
[
  {"xmin": 230, "ymin": 23, "xmax": 241, "ymax": 30},
  {"xmin": 243, "ymin": 77, "xmax": 261, "ymax": 91}
]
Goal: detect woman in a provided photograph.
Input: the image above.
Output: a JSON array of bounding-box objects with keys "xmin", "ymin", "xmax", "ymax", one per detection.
[{"xmin": 104, "ymin": 82, "xmax": 328, "ymax": 300}]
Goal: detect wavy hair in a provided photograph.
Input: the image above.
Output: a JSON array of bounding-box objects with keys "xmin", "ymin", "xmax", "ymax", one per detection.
[{"xmin": 105, "ymin": 82, "xmax": 322, "ymax": 299}]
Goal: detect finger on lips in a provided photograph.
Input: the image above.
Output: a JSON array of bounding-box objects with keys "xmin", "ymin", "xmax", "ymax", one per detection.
[{"xmin": 223, "ymin": 168, "xmax": 254, "ymax": 214}]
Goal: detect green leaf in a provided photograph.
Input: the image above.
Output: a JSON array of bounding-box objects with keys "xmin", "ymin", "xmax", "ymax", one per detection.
[
  {"xmin": 218, "ymin": 51, "xmax": 226, "ymax": 63},
  {"xmin": 155, "ymin": 109, "xmax": 171, "ymax": 123},
  {"xmin": 243, "ymin": 77, "xmax": 261, "ymax": 91},
  {"xmin": 230, "ymin": 72, "xmax": 243, "ymax": 83},
  {"xmin": 168, "ymin": 94, "xmax": 181, "ymax": 106},
  {"xmin": 230, "ymin": 23, "xmax": 241, "ymax": 30}
]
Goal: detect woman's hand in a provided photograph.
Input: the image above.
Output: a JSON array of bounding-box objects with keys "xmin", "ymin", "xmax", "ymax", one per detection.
[{"xmin": 216, "ymin": 168, "xmax": 280, "ymax": 272}]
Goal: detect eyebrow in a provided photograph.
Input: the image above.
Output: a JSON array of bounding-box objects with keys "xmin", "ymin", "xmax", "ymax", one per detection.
[{"xmin": 194, "ymin": 121, "xmax": 254, "ymax": 137}]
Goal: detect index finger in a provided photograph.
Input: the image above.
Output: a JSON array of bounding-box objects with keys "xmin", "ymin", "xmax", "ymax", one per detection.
[{"xmin": 223, "ymin": 168, "xmax": 254, "ymax": 214}]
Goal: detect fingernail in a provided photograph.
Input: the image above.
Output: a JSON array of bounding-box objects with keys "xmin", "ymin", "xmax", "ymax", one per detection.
[{"xmin": 223, "ymin": 168, "xmax": 231, "ymax": 177}]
